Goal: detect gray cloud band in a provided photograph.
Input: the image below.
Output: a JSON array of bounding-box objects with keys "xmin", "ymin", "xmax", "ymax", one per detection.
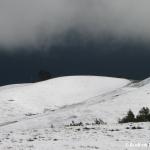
[{"xmin": 0, "ymin": 0, "xmax": 150, "ymax": 48}]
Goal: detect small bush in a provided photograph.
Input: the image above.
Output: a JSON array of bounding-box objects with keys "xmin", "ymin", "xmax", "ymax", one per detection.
[
  {"xmin": 136, "ymin": 107, "xmax": 150, "ymax": 122},
  {"xmin": 119, "ymin": 110, "xmax": 135, "ymax": 123},
  {"xmin": 94, "ymin": 118, "xmax": 106, "ymax": 125},
  {"xmin": 136, "ymin": 126, "xmax": 143, "ymax": 129},
  {"xmin": 131, "ymin": 126, "xmax": 136, "ymax": 130},
  {"xmin": 69, "ymin": 121, "xmax": 83, "ymax": 126},
  {"xmin": 131, "ymin": 126, "xmax": 143, "ymax": 130}
]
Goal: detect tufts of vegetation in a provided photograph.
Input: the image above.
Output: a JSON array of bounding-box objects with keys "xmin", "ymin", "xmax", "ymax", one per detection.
[
  {"xmin": 66, "ymin": 118, "xmax": 106, "ymax": 127},
  {"xmin": 94, "ymin": 118, "xmax": 106, "ymax": 125},
  {"xmin": 119, "ymin": 107, "xmax": 150, "ymax": 123},
  {"xmin": 69, "ymin": 121, "xmax": 83, "ymax": 126}
]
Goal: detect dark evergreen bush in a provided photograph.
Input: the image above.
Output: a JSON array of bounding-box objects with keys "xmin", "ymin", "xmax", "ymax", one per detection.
[
  {"xmin": 119, "ymin": 107, "xmax": 150, "ymax": 123},
  {"xmin": 119, "ymin": 110, "xmax": 135, "ymax": 123},
  {"xmin": 136, "ymin": 107, "xmax": 150, "ymax": 122},
  {"xmin": 38, "ymin": 70, "xmax": 52, "ymax": 81}
]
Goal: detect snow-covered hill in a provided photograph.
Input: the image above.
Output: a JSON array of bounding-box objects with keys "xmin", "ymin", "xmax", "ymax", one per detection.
[
  {"xmin": 0, "ymin": 76, "xmax": 130, "ymax": 111},
  {"xmin": 0, "ymin": 76, "xmax": 130, "ymax": 123},
  {"xmin": 1, "ymin": 76, "xmax": 150, "ymax": 150}
]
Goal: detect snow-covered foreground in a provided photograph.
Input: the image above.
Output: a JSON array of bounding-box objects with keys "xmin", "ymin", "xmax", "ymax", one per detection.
[
  {"xmin": 0, "ymin": 76, "xmax": 150, "ymax": 149},
  {"xmin": 1, "ymin": 122, "xmax": 150, "ymax": 150}
]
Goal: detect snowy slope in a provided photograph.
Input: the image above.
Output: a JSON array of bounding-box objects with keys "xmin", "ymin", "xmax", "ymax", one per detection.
[
  {"xmin": 0, "ymin": 76, "xmax": 130, "ymax": 123},
  {"xmin": 1, "ymin": 76, "xmax": 150, "ymax": 150}
]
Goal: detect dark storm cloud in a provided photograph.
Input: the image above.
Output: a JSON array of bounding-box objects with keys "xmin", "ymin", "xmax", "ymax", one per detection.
[{"xmin": 0, "ymin": 0, "xmax": 150, "ymax": 49}]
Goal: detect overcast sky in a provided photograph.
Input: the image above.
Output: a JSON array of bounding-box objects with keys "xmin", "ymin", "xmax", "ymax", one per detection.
[
  {"xmin": 0, "ymin": 0, "xmax": 150, "ymax": 49},
  {"xmin": 0, "ymin": 1, "xmax": 150, "ymax": 85}
]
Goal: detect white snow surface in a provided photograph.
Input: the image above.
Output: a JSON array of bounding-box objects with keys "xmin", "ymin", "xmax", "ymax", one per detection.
[
  {"xmin": 1, "ymin": 76, "xmax": 150, "ymax": 149},
  {"xmin": 0, "ymin": 76, "xmax": 130, "ymax": 113}
]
